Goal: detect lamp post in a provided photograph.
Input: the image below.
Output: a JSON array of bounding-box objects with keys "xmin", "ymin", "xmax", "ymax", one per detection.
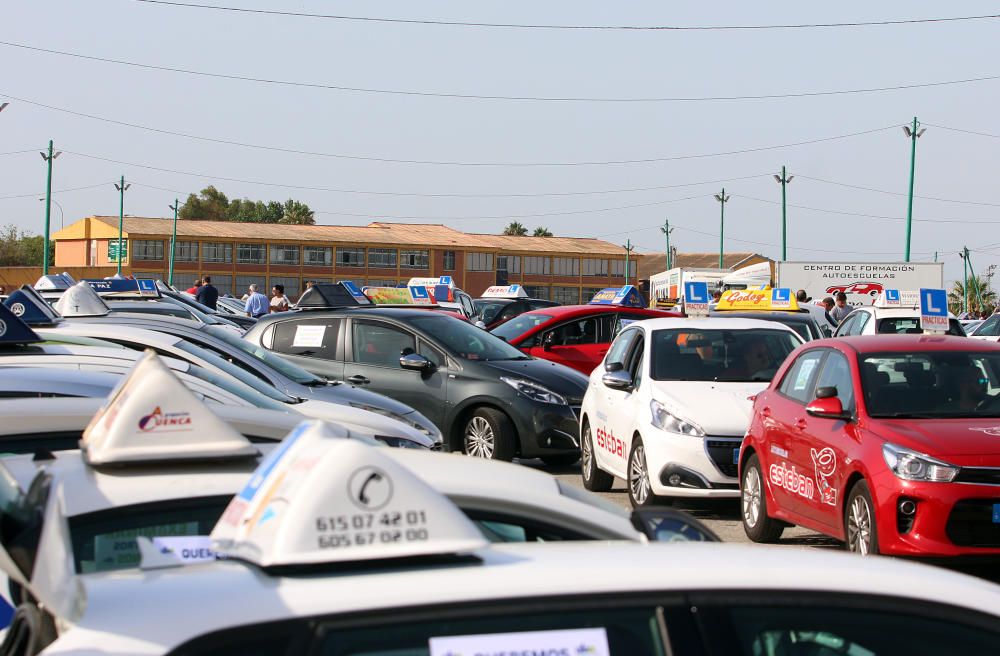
[
  {"xmin": 0, "ymin": 102, "xmax": 9, "ymax": 113},
  {"xmin": 903, "ymin": 117, "xmax": 926, "ymax": 262},
  {"xmin": 960, "ymin": 247, "xmax": 970, "ymax": 315},
  {"xmin": 113, "ymin": 176, "xmax": 130, "ymax": 276},
  {"xmin": 39, "ymin": 140, "xmax": 62, "ymax": 275},
  {"xmin": 623, "ymin": 239, "xmax": 635, "ymax": 286},
  {"xmin": 37, "ymin": 198, "xmax": 64, "ymax": 228},
  {"xmin": 660, "ymin": 219, "xmax": 673, "ymax": 270},
  {"xmin": 773, "ymin": 166, "xmax": 793, "ymax": 261},
  {"xmin": 168, "ymin": 199, "xmax": 180, "ymax": 286},
  {"xmin": 714, "ymin": 189, "xmax": 731, "ymax": 268}
]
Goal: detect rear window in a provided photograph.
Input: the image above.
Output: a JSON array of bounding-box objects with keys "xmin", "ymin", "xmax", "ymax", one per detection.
[{"xmin": 877, "ymin": 317, "xmax": 965, "ymax": 336}]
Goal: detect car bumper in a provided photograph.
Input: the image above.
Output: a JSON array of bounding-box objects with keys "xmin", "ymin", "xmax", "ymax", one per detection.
[
  {"xmin": 642, "ymin": 428, "xmax": 740, "ymax": 498},
  {"xmin": 513, "ymin": 401, "xmax": 581, "ymax": 458},
  {"xmin": 872, "ymin": 469, "xmax": 1000, "ymax": 557}
]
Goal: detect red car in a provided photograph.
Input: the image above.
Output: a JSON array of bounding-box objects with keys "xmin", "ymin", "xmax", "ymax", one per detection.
[
  {"xmin": 740, "ymin": 335, "xmax": 1000, "ymax": 557},
  {"xmin": 826, "ymin": 282, "xmax": 884, "ymax": 297},
  {"xmin": 490, "ymin": 304, "xmax": 680, "ymax": 374}
]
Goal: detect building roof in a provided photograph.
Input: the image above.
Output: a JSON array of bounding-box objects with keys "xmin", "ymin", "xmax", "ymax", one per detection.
[
  {"xmin": 56, "ymin": 217, "xmax": 629, "ymax": 256},
  {"xmin": 637, "ymin": 252, "xmax": 769, "ymax": 280}
]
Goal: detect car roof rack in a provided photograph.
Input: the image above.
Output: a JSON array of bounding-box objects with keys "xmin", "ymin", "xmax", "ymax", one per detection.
[
  {"xmin": 588, "ymin": 285, "xmax": 646, "ymax": 308},
  {"xmin": 211, "ymin": 420, "xmax": 487, "ymax": 569},
  {"xmin": 83, "ymin": 278, "xmax": 160, "ymax": 299},
  {"xmin": 0, "ymin": 302, "xmax": 43, "ymax": 346},
  {"xmin": 81, "ymin": 350, "xmax": 259, "ymax": 466},
  {"xmin": 295, "ymin": 281, "xmax": 373, "ymax": 310},
  {"xmin": 53, "ymin": 282, "xmax": 112, "ymax": 317},
  {"xmin": 3, "ymin": 285, "xmax": 63, "ymax": 326}
]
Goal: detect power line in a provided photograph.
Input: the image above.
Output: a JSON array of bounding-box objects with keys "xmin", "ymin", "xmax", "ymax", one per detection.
[
  {"xmin": 0, "ymin": 181, "xmax": 116, "ymax": 201},
  {"xmin": 922, "ymin": 122, "xmax": 1000, "ymax": 138},
  {"xmin": 0, "ymin": 148, "xmax": 42, "ymax": 157},
  {"xmin": 796, "ymin": 174, "xmax": 1000, "ymax": 207},
  {"xmin": 131, "ymin": 2, "xmax": 1000, "ymax": 31},
  {"xmin": 2, "ymin": 40, "xmax": 998, "ymax": 102},
  {"xmin": 737, "ymin": 194, "xmax": 1000, "ymax": 224}
]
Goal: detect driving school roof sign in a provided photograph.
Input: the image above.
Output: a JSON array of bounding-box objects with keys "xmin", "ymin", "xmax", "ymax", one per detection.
[
  {"xmin": 84, "ymin": 278, "xmax": 159, "ymax": 298},
  {"xmin": 716, "ymin": 288, "xmax": 799, "ymax": 312},
  {"xmin": 480, "ymin": 285, "xmax": 528, "ymax": 299},
  {"xmin": 588, "ymin": 285, "xmax": 645, "ymax": 308}
]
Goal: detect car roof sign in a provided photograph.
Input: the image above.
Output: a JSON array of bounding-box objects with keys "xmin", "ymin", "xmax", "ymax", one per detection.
[
  {"xmin": 0, "ymin": 302, "xmax": 42, "ymax": 345},
  {"xmin": 716, "ymin": 288, "xmax": 800, "ymax": 312},
  {"xmin": 211, "ymin": 420, "xmax": 487, "ymax": 568},
  {"xmin": 81, "ymin": 350, "xmax": 259, "ymax": 466},
  {"xmin": 408, "ymin": 276, "xmax": 456, "ymax": 289},
  {"xmin": 480, "ymin": 285, "xmax": 528, "ymax": 299},
  {"xmin": 363, "ymin": 286, "xmax": 435, "ymax": 306},
  {"xmin": 589, "ymin": 285, "xmax": 645, "ymax": 308},
  {"xmin": 874, "ymin": 289, "xmax": 920, "ymax": 308},
  {"xmin": 3, "ymin": 285, "xmax": 63, "ymax": 326},
  {"xmin": 54, "ymin": 282, "xmax": 112, "ymax": 317},
  {"xmin": 33, "ymin": 272, "xmax": 77, "ymax": 291},
  {"xmin": 83, "ymin": 278, "xmax": 160, "ymax": 299},
  {"xmin": 296, "ymin": 282, "xmax": 373, "ymax": 309}
]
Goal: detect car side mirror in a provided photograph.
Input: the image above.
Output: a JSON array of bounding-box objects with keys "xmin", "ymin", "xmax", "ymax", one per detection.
[
  {"xmin": 399, "ymin": 352, "xmax": 433, "ymax": 371},
  {"xmin": 474, "ymin": 320, "xmax": 487, "ymax": 330},
  {"xmin": 630, "ymin": 508, "xmax": 721, "ymax": 543},
  {"xmin": 806, "ymin": 390, "xmax": 850, "ymax": 420},
  {"xmin": 543, "ymin": 332, "xmax": 556, "ymax": 351},
  {"xmin": 605, "ymin": 361, "xmax": 624, "ymax": 372},
  {"xmin": 601, "ymin": 370, "xmax": 633, "ymax": 391}
]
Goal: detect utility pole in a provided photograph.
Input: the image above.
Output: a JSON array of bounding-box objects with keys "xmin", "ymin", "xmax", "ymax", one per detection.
[
  {"xmin": 660, "ymin": 219, "xmax": 674, "ymax": 270},
  {"xmin": 40, "ymin": 140, "xmax": 61, "ymax": 275},
  {"xmin": 114, "ymin": 176, "xmax": 130, "ymax": 276},
  {"xmin": 773, "ymin": 166, "xmax": 793, "ymax": 261},
  {"xmin": 623, "ymin": 239, "xmax": 635, "ymax": 286},
  {"xmin": 168, "ymin": 199, "xmax": 180, "ymax": 286},
  {"xmin": 903, "ymin": 117, "xmax": 926, "ymax": 262},
  {"xmin": 714, "ymin": 189, "xmax": 731, "ymax": 269},
  {"xmin": 960, "ymin": 247, "xmax": 970, "ymax": 315}
]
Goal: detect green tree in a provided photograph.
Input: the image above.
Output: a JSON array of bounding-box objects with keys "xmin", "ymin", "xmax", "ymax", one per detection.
[
  {"xmin": 503, "ymin": 221, "xmax": 528, "ymax": 236},
  {"xmin": 0, "ymin": 224, "xmax": 54, "ymax": 266},
  {"xmin": 949, "ymin": 274, "xmax": 996, "ymax": 316},
  {"xmin": 179, "ymin": 187, "xmax": 314, "ymax": 225},
  {"xmin": 279, "ymin": 199, "xmax": 315, "ymax": 225},
  {"xmin": 179, "ymin": 186, "xmax": 230, "ymax": 221},
  {"xmin": 533, "ymin": 226, "xmax": 553, "ymax": 237}
]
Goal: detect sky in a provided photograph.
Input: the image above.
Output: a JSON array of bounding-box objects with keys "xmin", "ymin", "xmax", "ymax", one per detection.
[{"xmin": 2, "ymin": 0, "xmax": 999, "ymax": 287}]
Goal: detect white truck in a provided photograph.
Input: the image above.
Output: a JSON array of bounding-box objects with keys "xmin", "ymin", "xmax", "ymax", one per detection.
[
  {"xmin": 648, "ymin": 267, "xmax": 728, "ymax": 307},
  {"xmin": 775, "ymin": 261, "xmax": 944, "ymax": 307}
]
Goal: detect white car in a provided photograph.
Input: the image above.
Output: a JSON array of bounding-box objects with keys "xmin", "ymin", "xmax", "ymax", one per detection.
[
  {"xmin": 579, "ymin": 317, "xmax": 802, "ymax": 506},
  {"xmin": 968, "ymin": 314, "xmax": 1000, "ymax": 342},
  {"xmin": 834, "ymin": 300, "xmax": 964, "ymax": 337},
  {"xmin": 20, "ymin": 422, "xmax": 1000, "ymax": 655}
]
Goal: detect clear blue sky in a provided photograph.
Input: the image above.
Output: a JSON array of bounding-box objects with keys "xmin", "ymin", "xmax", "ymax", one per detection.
[{"xmin": 3, "ymin": 0, "xmax": 999, "ymax": 287}]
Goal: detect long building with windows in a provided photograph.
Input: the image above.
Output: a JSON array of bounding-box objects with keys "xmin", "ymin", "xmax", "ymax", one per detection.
[{"xmin": 52, "ymin": 216, "xmax": 638, "ymax": 302}]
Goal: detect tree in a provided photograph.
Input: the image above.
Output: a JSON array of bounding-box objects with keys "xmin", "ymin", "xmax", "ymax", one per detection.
[
  {"xmin": 179, "ymin": 186, "xmax": 229, "ymax": 221},
  {"xmin": 533, "ymin": 226, "xmax": 553, "ymax": 237},
  {"xmin": 178, "ymin": 187, "xmax": 314, "ymax": 225},
  {"xmin": 949, "ymin": 275, "xmax": 996, "ymax": 316},
  {"xmin": 0, "ymin": 224, "xmax": 54, "ymax": 267},
  {"xmin": 503, "ymin": 221, "xmax": 528, "ymax": 236},
  {"xmin": 279, "ymin": 199, "xmax": 315, "ymax": 225}
]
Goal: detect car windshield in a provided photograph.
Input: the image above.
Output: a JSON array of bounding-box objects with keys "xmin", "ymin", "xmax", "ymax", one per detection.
[
  {"xmin": 174, "ymin": 341, "xmax": 295, "ymax": 403},
  {"xmin": 205, "ymin": 325, "xmax": 325, "ymax": 385},
  {"xmin": 861, "ymin": 352, "xmax": 1000, "ymax": 418},
  {"xmin": 877, "ymin": 317, "xmax": 966, "ymax": 337},
  {"xmin": 410, "ymin": 315, "xmax": 529, "ymax": 361},
  {"xmin": 650, "ymin": 328, "xmax": 800, "ymax": 382},
  {"xmin": 69, "ymin": 495, "xmax": 233, "ymax": 573},
  {"xmin": 474, "ymin": 300, "xmax": 509, "ymax": 325},
  {"xmin": 491, "ymin": 312, "xmax": 555, "ymax": 341},
  {"xmin": 182, "ymin": 365, "xmax": 291, "ymax": 411}
]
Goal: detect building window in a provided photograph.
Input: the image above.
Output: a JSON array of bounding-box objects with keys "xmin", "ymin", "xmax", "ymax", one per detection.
[
  {"xmin": 235, "ymin": 275, "xmax": 264, "ymax": 295},
  {"xmin": 466, "ymin": 252, "xmax": 493, "ymax": 272},
  {"xmin": 304, "ymin": 246, "xmax": 332, "ymax": 266},
  {"xmin": 610, "ymin": 259, "xmax": 637, "ymax": 278},
  {"xmin": 237, "ymin": 243, "xmax": 265, "ymax": 264},
  {"xmin": 366, "ymin": 279, "xmax": 398, "ymax": 287},
  {"xmin": 581, "ymin": 287, "xmax": 605, "ymax": 302},
  {"xmin": 400, "ymin": 250, "xmax": 429, "ymax": 269},
  {"xmin": 443, "ymin": 251, "xmax": 456, "ymax": 271},
  {"xmin": 171, "ymin": 272, "xmax": 199, "ymax": 291},
  {"xmin": 523, "ymin": 256, "xmax": 550, "ymax": 275},
  {"xmin": 210, "ymin": 274, "xmax": 235, "ymax": 297},
  {"xmin": 368, "ymin": 248, "xmax": 398, "ymax": 268},
  {"xmin": 202, "ymin": 242, "xmax": 232, "ymax": 263},
  {"xmin": 336, "ymin": 247, "xmax": 365, "ymax": 267},
  {"xmin": 133, "ymin": 240, "xmax": 164, "ymax": 261},
  {"xmin": 269, "ymin": 244, "xmax": 300, "ymax": 265},
  {"xmin": 497, "ymin": 255, "xmax": 520, "ymax": 273},
  {"xmin": 269, "ymin": 275, "xmax": 302, "ymax": 300},
  {"xmin": 173, "ymin": 241, "xmax": 198, "ymax": 262},
  {"xmin": 553, "ymin": 257, "xmax": 580, "ymax": 277},
  {"xmin": 551, "ymin": 286, "xmax": 580, "ymax": 305},
  {"xmin": 523, "ymin": 285, "xmax": 549, "ymax": 300},
  {"xmin": 582, "ymin": 258, "xmax": 608, "ymax": 277}
]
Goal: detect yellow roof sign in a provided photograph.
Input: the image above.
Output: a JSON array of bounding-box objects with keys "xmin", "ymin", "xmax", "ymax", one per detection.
[{"xmin": 715, "ymin": 288, "xmax": 799, "ymax": 312}]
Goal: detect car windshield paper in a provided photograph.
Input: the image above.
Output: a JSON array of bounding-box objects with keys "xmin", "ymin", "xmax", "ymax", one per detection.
[
  {"xmin": 212, "ymin": 420, "xmax": 487, "ymax": 567},
  {"xmin": 206, "ymin": 325, "xmax": 323, "ymax": 384},
  {"xmin": 651, "ymin": 328, "xmax": 799, "ymax": 383},
  {"xmin": 81, "ymin": 350, "xmax": 258, "ymax": 465},
  {"xmin": 53, "ymin": 282, "xmax": 112, "ymax": 318}
]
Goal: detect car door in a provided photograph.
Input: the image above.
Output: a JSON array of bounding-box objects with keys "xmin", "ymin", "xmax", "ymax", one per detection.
[
  {"xmin": 343, "ymin": 318, "xmax": 448, "ymax": 428},
  {"xmin": 833, "ymin": 312, "xmax": 859, "ymax": 337},
  {"xmin": 787, "ymin": 349, "xmax": 858, "ymax": 529},
  {"xmin": 592, "ymin": 327, "xmax": 643, "ymax": 478},
  {"xmin": 762, "ymin": 349, "xmax": 825, "ymax": 520},
  {"xmin": 265, "ymin": 317, "xmax": 345, "ymax": 381},
  {"xmin": 528, "ymin": 313, "xmax": 616, "ymax": 375}
]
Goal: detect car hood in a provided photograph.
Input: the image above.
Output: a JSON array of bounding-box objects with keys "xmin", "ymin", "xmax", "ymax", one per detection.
[
  {"xmin": 295, "ymin": 400, "xmax": 434, "ymax": 448},
  {"xmin": 482, "ymin": 358, "xmax": 589, "ymax": 401},
  {"xmin": 870, "ymin": 418, "xmax": 1000, "ymax": 463},
  {"xmin": 650, "ymin": 380, "xmax": 768, "ymax": 437}
]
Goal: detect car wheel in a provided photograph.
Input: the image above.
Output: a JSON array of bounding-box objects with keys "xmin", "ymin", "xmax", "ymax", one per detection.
[
  {"xmin": 463, "ymin": 407, "xmax": 516, "ymax": 462},
  {"xmin": 741, "ymin": 454, "xmax": 784, "ymax": 543},
  {"xmin": 540, "ymin": 454, "xmax": 579, "ymax": 467},
  {"xmin": 845, "ymin": 480, "xmax": 879, "ymax": 555},
  {"xmin": 627, "ymin": 437, "xmax": 661, "ymax": 507},
  {"xmin": 580, "ymin": 421, "xmax": 614, "ymax": 492}
]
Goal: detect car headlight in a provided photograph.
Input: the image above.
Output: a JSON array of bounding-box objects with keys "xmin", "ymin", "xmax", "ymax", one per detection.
[
  {"xmin": 650, "ymin": 400, "xmax": 705, "ymax": 437},
  {"xmin": 349, "ymin": 402, "xmax": 441, "ymax": 441},
  {"xmin": 374, "ymin": 436, "xmax": 428, "ymax": 449},
  {"xmin": 882, "ymin": 443, "xmax": 959, "ymax": 482},
  {"xmin": 500, "ymin": 377, "xmax": 568, "ymax": 405}
]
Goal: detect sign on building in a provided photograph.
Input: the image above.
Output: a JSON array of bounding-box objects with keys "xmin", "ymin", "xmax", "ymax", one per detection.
[{"xmin": 108, "ymin": 240, "xmax": 128, "ymax": 263}]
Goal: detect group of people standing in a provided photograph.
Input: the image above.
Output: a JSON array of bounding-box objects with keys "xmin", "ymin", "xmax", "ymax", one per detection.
[{"xmin": 185, "ymin": 278, "xmax": 314, "ymax": 318}]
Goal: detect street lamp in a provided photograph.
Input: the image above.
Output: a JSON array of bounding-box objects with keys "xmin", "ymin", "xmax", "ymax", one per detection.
[
  {"xmin": 0, "ymin": 102, "xmax": 9, "ymax": 113},
  {"xmin": 622, "ymin": 239, "xmax": 635, "ymax": 286},
  {"xmin": 773, "ymin": 167, "xmax": 793, "ymax": 261},
  {"xmin": 39, "ymin": 141, "xmax": 62, "ymax": 275},
  {"xmin": 902, "ymin": 118, "xmax": 926, "ymax": 263},
  {"xmin": 37, "ymin": 198, "xmax": 64, "ymax": 229},
  {"xmin": 113, "ymin": 176, "xmax": 131, "ymax": 276},
  {"xmin": 660, "ymin": 219, "xmax": 674, "ymax": 270},
  {"xmin": 714, "ymin": 189, "xmax": 731, "ymax": 268}
]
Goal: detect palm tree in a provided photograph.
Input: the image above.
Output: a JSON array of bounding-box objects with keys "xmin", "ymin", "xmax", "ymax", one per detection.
[
  {"xmin": 533, "ymin": 226, "xmax": 553, "ymax": 237},
  {"xmin": 948, "ymin": 274, "xmax": 996, "ymax": 316},
  {"xmin": 503, "ymin": 221, "xmax": 528, "ymax": 236}
]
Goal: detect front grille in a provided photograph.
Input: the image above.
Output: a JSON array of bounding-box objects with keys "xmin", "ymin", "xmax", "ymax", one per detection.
[
  {"xmin": 945, "ymin": 499, "xmax": 1000, "ymax": 547},
  {"xmin": 954, "ymin": 468, "xmax": 1000, "ymax": 486},
  {"xmin": 705, "ymin": 439, "xmax": 741, "ymax": 479}
]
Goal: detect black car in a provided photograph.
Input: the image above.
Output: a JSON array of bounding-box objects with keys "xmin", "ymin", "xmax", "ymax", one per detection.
[
  {"xmin": 243, "ymin": 307, "xmax": 588, "ymax": 464},
  {"xmin": 473, "ymin": 297, "xmax": 560, "ymax": 330}
]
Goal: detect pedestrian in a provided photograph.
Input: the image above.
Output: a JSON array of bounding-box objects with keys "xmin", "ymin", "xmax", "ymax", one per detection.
[
  {"xmin": 712, "ymin": 290, "xmax": 722, "ymax": 302},
  {"xmin": 796, "ymin": 289, "xmax": 811, "ymax": 303},
  {"xmin": 305, "ymin": 280, "xmax": 315, "ymax": 290},
  {"xmin": 185, "ymin": 278, "xmax": 202, "ymax": 295},
  {"xmin": 244, "ymin": 284, "xmax": 269, "ymax": 318},
  {"xmin": 270, "ymin": 284, "xmax": 289, "ymax": 313},
  {"xmin": 195, "ymin": 275, "xmax": 219, "ymax": 310},
  {"xmin": 829, "ymin": 292, "xmax": 853, "ymax": 324}
]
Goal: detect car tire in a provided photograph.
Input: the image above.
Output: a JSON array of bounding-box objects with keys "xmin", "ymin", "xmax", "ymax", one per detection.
[
  {"xmin": 845, "ymin": 480, "xmax": 879, "ymax": 555},
  {"xmin": 580, "ymin": 420, "xmax": 614, "ymax": 492},
  {"xmin": 741, "ymin": 454, "xmax": 784, "ymax": 543},
  {"xmin": 627, "ymin": 437, "xmax": 662, "ymax": 508},
  {"xmin": 462, "ymin": 407, "xmax": 516, "ymax": 462},
  {"xmin": 541, "ymin": 454, "xmax": 579, "ymax": 467}
]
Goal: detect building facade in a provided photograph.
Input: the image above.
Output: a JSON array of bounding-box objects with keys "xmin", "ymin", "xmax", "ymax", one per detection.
[{"xmin": 53, "ymin": 217, "xmax": 638, "ymax": 301}]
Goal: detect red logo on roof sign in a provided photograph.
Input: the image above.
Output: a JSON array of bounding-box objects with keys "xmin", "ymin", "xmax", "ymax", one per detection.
[{"xmin": 138, "ymin": 406, "xmax": 193, "ymax": 432}]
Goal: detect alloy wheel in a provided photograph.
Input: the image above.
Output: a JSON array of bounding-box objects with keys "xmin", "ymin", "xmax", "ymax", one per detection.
[
  {"xmin": 848, "ymin": 495, "xmax": 873, "ymax": 555},
  {"xmin": 629, "ymin": 445, "xmax": 651, "ymax": 504},
  {"xmin": 743, "ymin": 466, "xmax": 761, "ymax": 528},
  {"xmin": 464, "ymin": 416, "xmax": 495, "ymax": 458},
  {"xmin": 582, "ymin": 425, "xmax": 594, "ymax": 479}
]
